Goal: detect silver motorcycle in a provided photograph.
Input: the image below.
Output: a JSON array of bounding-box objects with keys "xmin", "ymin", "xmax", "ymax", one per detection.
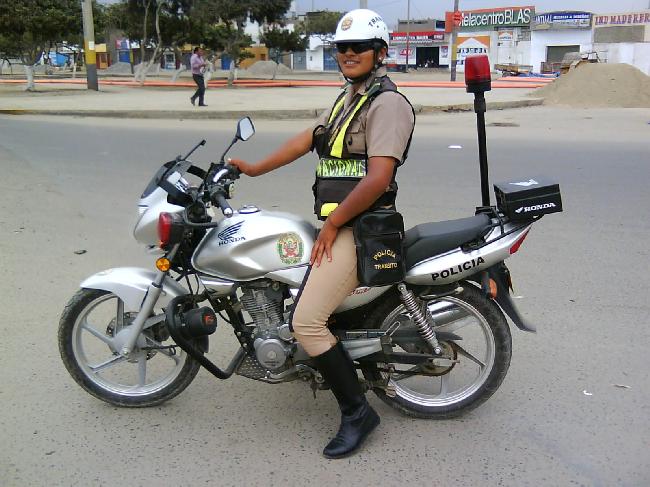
[{"xmin": 59, "ymin": 117, "xmax": 561, "ymax": 418}]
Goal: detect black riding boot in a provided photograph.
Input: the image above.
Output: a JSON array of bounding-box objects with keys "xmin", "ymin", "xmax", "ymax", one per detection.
[{"xmin": 312, "ymin": 342, "xmax": 380, "ymax": 459}]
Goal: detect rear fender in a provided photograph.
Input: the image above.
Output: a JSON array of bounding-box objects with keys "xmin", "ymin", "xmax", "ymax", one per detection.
[
  {"xmin": 470, "ymin": 263, "xmax": 536, "ymax": 333},
  {"xmin": 80, "ymin": 267, "xmax": 188, "ymax": 312}
]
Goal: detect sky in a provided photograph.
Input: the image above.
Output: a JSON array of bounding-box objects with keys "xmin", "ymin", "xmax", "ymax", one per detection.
[
  {"xmin": 294, "ymin": 0, "xmax": 650, "ymax": 28},
  {"xmin": 98, "ymin": 1, "xmax": 650, "ymax": 30}
]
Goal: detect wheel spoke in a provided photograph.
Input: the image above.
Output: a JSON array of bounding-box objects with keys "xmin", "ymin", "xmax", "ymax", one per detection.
[
  {"xmin": 434, "ymin": 316, "xmax": 475, "ymax": 334},
  {"xmin": 116, "ymin": 299, "xmax": 125, "ymax": 329},
  {"xmin": 81, "ymin": 320, "xmax": 115, "ymax": 348},
  {"xmin": 142, "ymin": 314, "xmax": 166, "ymax": 330},
  {"xmin": 145, "ymin": 337, "xmax": 181, "ymax": 364},
  {"xmin": 137, "ymin": 355, "xmax": 147, "ymax": 386},
  {"xmin": 439, "ymin": 373, "xmax": 450, "ymax": 396},
  {"xmin": 454, "ymin": 343, "xmax": 486, "ymax": 369},
  {"xmin": 89, "ymin": 354, "xmax": 125, "ymax": 373}
]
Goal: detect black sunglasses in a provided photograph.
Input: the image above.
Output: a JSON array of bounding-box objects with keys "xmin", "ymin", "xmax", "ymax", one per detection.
[{"xmin": 336, "ymin": 41, "xmax": 376, "ymax": 54}]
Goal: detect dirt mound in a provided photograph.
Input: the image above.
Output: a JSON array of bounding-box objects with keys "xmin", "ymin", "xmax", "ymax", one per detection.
[
  {"xmin": 534, "ymin": 63, "xmax": 650, "ymax": 108},
  {"xmin": 246, "ymin": 60, "xmax": 292, "ymax": 78},
  {"xmin": 134, "ymin": 62, "xmax": 161, "ymax": 76},
  {"xmin": 102, "ymin": 62, "xmax": 133, "ymax": 75}
]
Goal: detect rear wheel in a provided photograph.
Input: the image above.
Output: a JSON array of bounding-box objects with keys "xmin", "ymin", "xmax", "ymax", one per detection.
[
  {"xmin": 58, "ymin": 289, "xmax": 201, "ymax": 407},
  {"xmin": 361, "ymin": 284, "xmax": 511, "ymax": 419}
]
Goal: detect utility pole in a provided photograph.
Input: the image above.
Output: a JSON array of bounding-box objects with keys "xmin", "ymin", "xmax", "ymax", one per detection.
[
  {"xmin": 449, "ymin": 0, "xmax": 461, "ymax": 82},
  {"xmin": 81, "ymin": 0, "xmax": 98, "ymax": 90},
  {"xmin": 359, "ymin": 0, "xmax": 368, "ymax": 8},
  {"xmin": 405, "ymin": 0, "xmax": 411, "ymax": 72}
]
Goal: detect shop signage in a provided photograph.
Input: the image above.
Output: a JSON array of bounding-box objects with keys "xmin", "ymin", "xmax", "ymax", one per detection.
[
  {"xmin": 456, "ymin": 35, "xmax": 491, "ymax": 68},
  {"xmin": 115, "ymin": 39, "xmax": 130, "ymax": 50},
  {"xmin": 594, "ymin": 12, "xmax": 650, "ymax": 26},
  {"xmin": 445, "ymin": 7, "xmax": 534, "ymax": 32},
  {"xmin": 387, "ymin": 47, "xmax": 415, "ymax": 65},
  {"xmin": 534, "ymin": 11, "xmax": 592, "ymax": 30},
  {"xmin": 389, "ymin": 31, "xmax": 445, "ymax": 45},
  {"xmin": 498, "ymin": 30, "xmax": 514, "ymax": 42}
]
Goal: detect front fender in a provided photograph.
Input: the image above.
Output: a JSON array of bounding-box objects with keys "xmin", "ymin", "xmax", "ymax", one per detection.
[{"xmin": 80, "ymin": 267, "xmax": 188, "ymax": 311}]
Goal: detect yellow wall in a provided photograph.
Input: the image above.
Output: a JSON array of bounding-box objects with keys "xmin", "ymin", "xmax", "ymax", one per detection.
[{"xmin": 239, "ymin": 46, "xmax": 269, "ymax": 68}]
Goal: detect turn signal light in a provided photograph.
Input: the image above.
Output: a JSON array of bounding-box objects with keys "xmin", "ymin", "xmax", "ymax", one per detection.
[
  {"xmin": 488, "ymin": 278, "xmax": 498, "ymax": 299},
  {"xmin": 156, "ymin": 257, "xmax": 171, "ymax": 272},
  {"xmin": 465, "ymin": 55, "xmax": 492, "ymax": 93}
]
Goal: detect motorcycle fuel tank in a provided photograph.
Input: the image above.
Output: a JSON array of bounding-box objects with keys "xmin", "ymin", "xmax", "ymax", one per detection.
[{"xmin": 192, "ymin": 207, "xmax": 316, "ymax": 281}]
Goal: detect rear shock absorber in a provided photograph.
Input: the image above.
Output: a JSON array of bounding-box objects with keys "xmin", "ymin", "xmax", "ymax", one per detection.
[{"xmin": 397, "ymin": 283, "xmax": 442, "ymax": 355}]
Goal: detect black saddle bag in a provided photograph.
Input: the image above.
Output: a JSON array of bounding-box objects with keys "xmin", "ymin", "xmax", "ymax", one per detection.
[{"xmin": 353, "ymin": 210, "xmax": 406, "ymax": 287}]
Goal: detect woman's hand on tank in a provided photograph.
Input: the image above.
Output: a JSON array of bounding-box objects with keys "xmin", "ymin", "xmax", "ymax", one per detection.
[
  {"xmin": 310, "ymin": 219, "xmax": 339, "ymax": 267},
  {"xmin": 227, "ymin": 158, "xmax": 259, "ymax": 177}
]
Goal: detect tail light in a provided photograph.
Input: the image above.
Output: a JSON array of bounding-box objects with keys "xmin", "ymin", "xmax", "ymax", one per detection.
[
  {"xmin": 509, "ymin": 229, "xmax": 530, "ymax": 255},
  {"xmin": 157, "ymin": 212, "xmax": 184, "ymax": 249}
]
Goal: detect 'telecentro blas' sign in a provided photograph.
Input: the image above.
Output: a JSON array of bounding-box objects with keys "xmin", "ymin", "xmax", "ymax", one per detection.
[{"xmin": 445, "ymin": 6, "xmax": 535, "ymax": 32}]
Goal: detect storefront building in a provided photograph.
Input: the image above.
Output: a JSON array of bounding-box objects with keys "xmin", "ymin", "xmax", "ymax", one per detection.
[
  {"xmin": 388, "ymin": 31, "xmax": 448, "ymax": 68},
  {"xmin": 445, "ymin": 6, "xmax": 535, "ymax": 71},
  {"xmin": 592, "ymin": 11, "xmax": 650, "ymax": 75},
  {"xmin": 305, "ymin": 35, "xmax": 338, "ymax": 71},
  {"xmin": 531, "ymin": 11, "xmax": 593, "ymax": 73}
]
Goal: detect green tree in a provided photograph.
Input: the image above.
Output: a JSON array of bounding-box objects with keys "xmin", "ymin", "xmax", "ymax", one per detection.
[
  {"xmin": 192, "ymin": 0, "xmax": 292, "ymax": 86},
  {"xmin": 0, "ymin": 0, "xmax": 82, "ymax": 90},
  {"xmin": 301, "ymin": 10, "xmax": 343, "ymax": 39},
  {"xmin": 260, "ymin": 27, "xmax": 305, "ymax": 79},
  {"xmin": 105, "ymin": 0, "xmax": 196, "ymax": 82}
]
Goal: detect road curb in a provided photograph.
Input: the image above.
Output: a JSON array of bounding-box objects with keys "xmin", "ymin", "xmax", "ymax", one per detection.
[
  {"xmin": 418, "ymin": 98, "xmax": 545, "ymax": 113},
  {"xmin": 0, "ymin": 99, "xmax": 545, "ymax": 120}
]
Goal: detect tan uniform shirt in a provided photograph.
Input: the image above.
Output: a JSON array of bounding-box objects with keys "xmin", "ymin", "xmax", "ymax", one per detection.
[{"xmin": 314, "ymin": 67, "xmax": 415, "ymax": 163}]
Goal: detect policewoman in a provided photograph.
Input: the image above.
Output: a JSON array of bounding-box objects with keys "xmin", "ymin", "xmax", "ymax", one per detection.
[{"xmin": 228, "ymin": 9, "xmax": 415, "ymax": 458}]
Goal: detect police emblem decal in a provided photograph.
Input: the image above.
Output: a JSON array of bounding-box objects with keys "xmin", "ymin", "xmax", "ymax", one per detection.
[
  {"xmin": 277, "ymin": 233, "xmax": 304, "ymax": 265},
  {"xmin": 341, "ymin": 17, "xmax": 353, "ymax": 31}
]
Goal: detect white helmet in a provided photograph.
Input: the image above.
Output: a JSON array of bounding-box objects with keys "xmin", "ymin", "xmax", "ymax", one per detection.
[{"xmin": 334, "ymin": 9, "xmax": 390, "ymax": 47}]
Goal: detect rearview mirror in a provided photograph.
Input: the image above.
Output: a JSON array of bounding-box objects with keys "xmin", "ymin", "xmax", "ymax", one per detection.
[{"xmin": 236, "ymin": 117, "xmax": 255, "ymax": 141}]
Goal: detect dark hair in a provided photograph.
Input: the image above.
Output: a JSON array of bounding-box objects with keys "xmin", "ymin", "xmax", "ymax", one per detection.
[{"xmin": 193, "ymin": 47, "xmax": 199, "ymax": 53}]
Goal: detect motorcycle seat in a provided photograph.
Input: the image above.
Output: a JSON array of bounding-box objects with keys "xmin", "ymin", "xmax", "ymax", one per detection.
[{"xmin": 404, "ymin": 214, "xmax": 493, "ymax": 269}]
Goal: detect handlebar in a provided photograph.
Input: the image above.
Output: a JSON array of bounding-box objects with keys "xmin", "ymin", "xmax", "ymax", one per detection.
[{"xmin": 211, "ymin": 190, "xmax": 233, "ymax": 217}]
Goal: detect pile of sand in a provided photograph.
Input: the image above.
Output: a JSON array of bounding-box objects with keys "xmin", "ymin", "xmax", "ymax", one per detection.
[
  {"xmin": 134, "ymin": 62, "xmax": 161, "ymax": 76},
  {"xmin": 246, "ymin": 60, "xmax": 292, "ymax": 78},
  {"xmin": 534, "ymin": 63, "xmax": 650, "ymax": 108},
  {"xmin": 102, "ymin": 62, "xmax": 133, "ymax": 74}
]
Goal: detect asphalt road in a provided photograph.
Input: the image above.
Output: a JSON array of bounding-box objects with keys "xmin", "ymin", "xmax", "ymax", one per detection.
[{"xmin": 1, "ymin": 108, "xmax": 649, "ymax": 486}]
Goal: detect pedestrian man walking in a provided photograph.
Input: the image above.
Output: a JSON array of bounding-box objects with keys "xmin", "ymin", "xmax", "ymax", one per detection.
[{"xmin": 190, "ymin": 47, "xmax": 208, "ymax": 107}]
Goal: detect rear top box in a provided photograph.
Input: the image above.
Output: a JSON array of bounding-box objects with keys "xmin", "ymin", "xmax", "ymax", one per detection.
[{"xmin": 494, "ymin": 177, "xmax": 562, "ymax": 221}]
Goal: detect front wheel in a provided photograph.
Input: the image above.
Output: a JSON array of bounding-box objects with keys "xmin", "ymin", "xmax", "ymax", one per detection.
[
  {"xmin": 58, "ymin": 288, "xmax": 201, "ymax": 407},
  {"xmin": 361, "ymin": 283, "xmax": 512, "ymax": 419}
]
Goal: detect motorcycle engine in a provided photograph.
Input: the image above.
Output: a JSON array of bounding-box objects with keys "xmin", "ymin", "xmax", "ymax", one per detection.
[{"xmin": 240, "ymin": 281, "xmax": 293, "ymax": 371}]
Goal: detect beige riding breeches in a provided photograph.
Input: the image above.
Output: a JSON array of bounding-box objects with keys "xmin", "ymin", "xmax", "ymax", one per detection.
[{"xmin": 290, "ymin": 227, "xmax": 359, "ymax": 357}]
